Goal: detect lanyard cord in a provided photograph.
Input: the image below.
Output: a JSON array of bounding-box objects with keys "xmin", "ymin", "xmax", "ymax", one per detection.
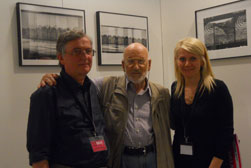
[
  {"xmin": 74, "ymin": 90, "xmax": 97, "ymax": 136},
  {"xmin": 181, "ymin": 80, "xmax": 202, "ymax": 143},
  {"xmin": 63, "ymin": 79, "xmax": 97, "ymax": 136}
]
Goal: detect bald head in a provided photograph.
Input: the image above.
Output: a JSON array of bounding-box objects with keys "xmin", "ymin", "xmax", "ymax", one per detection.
[
  {"xmin": 123, "ymin": 42, "xmax": 148, "ymax": 60},
  {"xmin": 122, "ymin": 42, "xmax": 151, "ymax": 85}
]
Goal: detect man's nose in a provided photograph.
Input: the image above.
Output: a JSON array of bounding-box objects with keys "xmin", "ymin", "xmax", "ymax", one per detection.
[
  {"xmin": 132, "ymin": 62, "xmax": 140, "ymax": 69},
  {"xmin": 79, "ymin": 51, "xmax": 89, "ymax": 59}
]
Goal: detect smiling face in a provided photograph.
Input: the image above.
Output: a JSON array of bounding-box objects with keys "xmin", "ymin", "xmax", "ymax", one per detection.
[
  {"xmin": 122, "ymin": 43, "xmax": 151, "ymax": 84},
  {"xmin": 176, "ymin": 48, "xmax": 203, "ymax": 80},
  {"xmin": 57, "ymin": 37, "xmax": 93, "ymax": 83}
]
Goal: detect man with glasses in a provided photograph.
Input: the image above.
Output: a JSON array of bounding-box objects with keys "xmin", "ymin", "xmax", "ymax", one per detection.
[
  {"xmin": 38, "ymin": 42, "xmax": 174, "ymax": 168},
  {"xmin": 95, "ymin": 43, "xmax": 174, "ymax": 168},
  {"xmin": 27, "ymin": 30, "xmax": 109, "ymax": 168}
]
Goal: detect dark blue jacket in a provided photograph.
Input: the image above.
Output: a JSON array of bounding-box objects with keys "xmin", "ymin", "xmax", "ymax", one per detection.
[{"xmin": 27, "ymin": 69, "xmax": 109, "ymax": 168}]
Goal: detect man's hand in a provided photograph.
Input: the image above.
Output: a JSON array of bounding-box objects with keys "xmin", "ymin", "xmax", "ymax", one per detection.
[
  {"xmin": 38, "ymin": 73, "xmax": 59, "ymax": 88},
  {"xmin": 32, "ymin": 160, "xmax": 49, "ymax": 168}
]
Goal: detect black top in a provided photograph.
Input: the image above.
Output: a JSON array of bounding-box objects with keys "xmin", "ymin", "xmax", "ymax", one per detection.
[
  {"xmin": 170, "ymin": 79, "xmax": 233, "ymax": 168},
  {"xmin": 27, "ymin": 69, "xmax": 109, "ymax": 168}
]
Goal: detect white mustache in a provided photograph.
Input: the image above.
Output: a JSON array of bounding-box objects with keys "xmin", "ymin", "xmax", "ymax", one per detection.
[{"xmin": 131, "ymin": 70, "xmax": 141, "ymax": 73}]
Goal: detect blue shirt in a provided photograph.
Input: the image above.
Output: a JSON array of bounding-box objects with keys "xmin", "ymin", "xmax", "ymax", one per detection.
[{"xmin": 94, "ymin": 76, "xmax": 153, "ymax": 148}]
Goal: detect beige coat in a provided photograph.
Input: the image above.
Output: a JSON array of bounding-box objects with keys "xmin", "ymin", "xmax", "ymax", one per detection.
[{"xmin": 99, "ymin": 76, "xmax": 174, "ymax": 168}]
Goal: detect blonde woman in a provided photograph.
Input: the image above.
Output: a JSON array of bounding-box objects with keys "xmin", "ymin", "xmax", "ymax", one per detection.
[{"xmin": 170, "ymin": 37, "xmax": 233, "ymax": 168}]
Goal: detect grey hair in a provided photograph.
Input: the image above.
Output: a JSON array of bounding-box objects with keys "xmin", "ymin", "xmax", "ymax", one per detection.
[{"xmin": 56, "ymin": 29, "xmax": 92, "ymax": 56}]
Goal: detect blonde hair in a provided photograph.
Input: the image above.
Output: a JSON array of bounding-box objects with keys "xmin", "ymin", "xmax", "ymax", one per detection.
[{"xmin": 173, "ymin": 37, "xmax": 215, "ymax": 97}]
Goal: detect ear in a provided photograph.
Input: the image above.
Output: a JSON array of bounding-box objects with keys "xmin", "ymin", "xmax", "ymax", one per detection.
[
  {"xmin": 122, "ymin": 60, "xmax": 125, "ymax": 72},
  {"xmin": 147, "ymin": 59, "xmax": 152, "ymax": 71},
  {"xmin": 57, "ymin": 54, "xmax": 65, "ymax": 66}
]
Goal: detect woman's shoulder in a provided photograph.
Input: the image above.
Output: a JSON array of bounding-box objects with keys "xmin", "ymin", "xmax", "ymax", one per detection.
[
  {"xmin": 170, "ymin": 81, "xmax": 178, "ymax": 93},
  {"xmin": 171, "ymin": 81, "xmax": 177, "ymax": 85},
  {"xmin": 171, "ymin": 81, "xmax": 177, "ymax": 89},
  {"xmin": 214, "ymin": 78, "xmax": 224, "ymax": 85},
  {"xmin": 212, "ymin": 79, "xmax": 230, "ymax": 95},
  {"xmin": 213, "ymin": 79, "xmax": 228, "ymax": 89}
]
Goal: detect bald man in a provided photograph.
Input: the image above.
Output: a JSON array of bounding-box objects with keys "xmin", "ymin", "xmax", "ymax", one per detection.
[{"xmin": 39, "ymin": 43, "xmax": 174, "ymax": 168}]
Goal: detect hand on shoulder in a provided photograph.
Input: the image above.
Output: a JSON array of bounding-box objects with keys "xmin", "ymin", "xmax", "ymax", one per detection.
[{"xmin": 38, "ymin": 73, "xmax": 59, "ymax": 88}]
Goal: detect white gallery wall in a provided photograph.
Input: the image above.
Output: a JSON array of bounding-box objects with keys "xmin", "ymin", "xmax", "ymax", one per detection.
[
  {"xmin": 0, "ymin": 0, "xmax": 164, "ymax": 167},
  {"xmin": 161, "ymin": 0, "xmax": 251, "ymax": 167}
]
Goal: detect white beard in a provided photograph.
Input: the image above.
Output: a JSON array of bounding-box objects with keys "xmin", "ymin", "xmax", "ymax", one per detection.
[{"xmin": 125, "ymin": 71, "xmax": 149, "ymax": 84}]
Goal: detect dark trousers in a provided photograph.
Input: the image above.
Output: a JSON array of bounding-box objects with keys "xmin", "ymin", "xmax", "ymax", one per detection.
[
  {"xmin": 121, "ymin": 151, "xmax": 157, "ymax": 168},
  {"xmin": 51, "ymin": 164, "xmax": 72, "ymax": 168},
  {"xmin": 51, "ymin": 164, "xmax": 107, "ymax": 168}
]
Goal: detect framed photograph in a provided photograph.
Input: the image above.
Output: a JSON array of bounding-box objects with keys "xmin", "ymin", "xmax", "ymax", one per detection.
[
  {"xmin": 96, "ymin": 11, "xmax": 149, "ymax": 66},
  {"xmin": 16, "ymin": 3, "xmax": 85, "ymax": 66},
  {"xmin": 195, "ymin": 0, "xmax": 251, "ymax": 60}
]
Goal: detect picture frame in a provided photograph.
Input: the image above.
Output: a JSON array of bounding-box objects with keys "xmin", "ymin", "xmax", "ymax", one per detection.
[
  {"xmin": 96, "ymin": 11, "xmax": 149, "ymax": 66},
  {"xmin": 195, "ymin": 0, "xmax": 251, "ymax": 60},
  {"xmin": 16, "ymin": 3, "xmax": 86, "ymax": 66}
]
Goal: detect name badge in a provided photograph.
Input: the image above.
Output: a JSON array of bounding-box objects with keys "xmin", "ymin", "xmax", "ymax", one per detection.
[
  {"xmin": 180, "ymin": 144, "xmax": 193, "ymax": 155},
  {"xmin": 89, "ymin": 136, "xmax": 107, "ymax": 152}
]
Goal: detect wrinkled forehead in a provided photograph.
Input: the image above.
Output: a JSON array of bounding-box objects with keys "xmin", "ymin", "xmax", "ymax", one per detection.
[{"xmin": 124, "ymin": 48, "xmax": 148, "ymax": 60}]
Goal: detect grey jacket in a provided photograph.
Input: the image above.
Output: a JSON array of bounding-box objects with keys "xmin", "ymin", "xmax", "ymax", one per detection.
[{"xmin": 99, "ymin": 76, "xmax": 174, "ymax": 168}]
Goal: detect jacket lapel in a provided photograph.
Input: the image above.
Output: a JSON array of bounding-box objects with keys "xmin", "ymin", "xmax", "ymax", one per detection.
[
  {"xmin": 114, "ymin": 76, "xmax": 127, "ymax": 96},
  {"xmin": 149, "ymin": 82, "xmax": 162, "ymax": 115}
]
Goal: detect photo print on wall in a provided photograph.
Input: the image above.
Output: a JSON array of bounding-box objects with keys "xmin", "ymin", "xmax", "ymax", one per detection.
[
  {"xmin": 195, "ymin": 0, "xmax": 251, "ymax": 60},
  {"xmin": 96, "ymin": 11, "xmax": 149, "ymax": 65},
  {"xmin": 16, "ymin": 3, "xmax": 85, "ymax": 66}
]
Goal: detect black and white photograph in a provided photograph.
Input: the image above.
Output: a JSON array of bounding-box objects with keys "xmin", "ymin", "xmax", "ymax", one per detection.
[
  {"xmin": 16, "ymin": 3, "xmax": 85, "ymax": 66},
  {"xmin": 101, "ymin": 26, "xmax": 147, "ymax": 53},
  {"xmin": 96, "ymin": 11, "xmax": 148, "ymax": 65},
  {"xmin": 204, "ymin": 10, "xmax": 247, "ymax": 51},
  {"xmin": 195, "ymin": 0, "xmax": 251, "ymax": 60}
]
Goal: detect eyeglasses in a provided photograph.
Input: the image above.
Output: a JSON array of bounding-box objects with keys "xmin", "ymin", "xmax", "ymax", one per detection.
[
  {"xmin": 65, "ymin": 48, "xmax": 95, "ymax": 56},
  {"xmin": 126, "ymin": 59, "xmax": 146, "ymax": 66}
]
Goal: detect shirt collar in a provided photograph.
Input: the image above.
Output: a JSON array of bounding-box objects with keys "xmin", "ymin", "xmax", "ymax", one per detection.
[
  {"xmin": 60, "ymin": 68, "xmax": 91, "ymax": 93},
  {"xmin": 125, "ymin": 75, "xmax": 152, "ymax": 96}
]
